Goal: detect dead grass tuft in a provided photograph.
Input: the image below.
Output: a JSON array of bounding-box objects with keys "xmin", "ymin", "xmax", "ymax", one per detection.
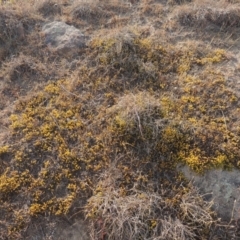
[
  {"xmin": 3, "ymin": 55, "xmax": 45, "ymax": 82},
  {"xmin": 0, "ymin": 9, "xmax": 25, "ymax": 61},
  {"xmin": 169, "ymin": 0, "xmax": 193, "ymax": 5},
  {"xmin": 0, "ymin": 54, "xmax": 59, "ymax": 87},
  {"xmin": 175, "ymin": 4, "xmax": 240, "ymax": 29},
  {"xmin": 37, "ymin": 0, "xmax": 62, "ymax": 17},
  {"xmin": 71, "ymin": 1, "xmax": 114, "ymax": 25},
  {"xmin": 85, "ymin": 168, "xmax": 215, "ymax": 240}
]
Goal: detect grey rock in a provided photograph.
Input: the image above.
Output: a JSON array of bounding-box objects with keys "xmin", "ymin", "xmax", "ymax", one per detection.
[
  {"xmin": 179, "ymin": 165, "xmax": 240, "ymax": 222},
  {"xmin": 42, "ymin": 21, "xmax": 86, "ymax": 56},
  {"xmin": 57, "ymin": 220, "xmax": 89, "ymax": 240}
]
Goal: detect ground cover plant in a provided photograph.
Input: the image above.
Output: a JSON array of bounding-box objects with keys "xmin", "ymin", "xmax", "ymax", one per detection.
[{"xmin": 1, "ymin": 0, "xmax": 240, "ymax": 239}]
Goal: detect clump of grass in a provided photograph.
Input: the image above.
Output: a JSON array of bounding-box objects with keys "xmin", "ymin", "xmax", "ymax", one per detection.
[
  {"xmin": 2, "ymin": 54, "xmax": 45, "ymax": 82},
  {"xmin": 72, "ymin": 1, "xmax": 111, "ymax": 21},
  {"xmin": 175, "ymin": 3, "xmax": 240, "ymax": 29},
  {"xmin": 36, "ymin": 0, "xmax": 62, "ymax": 17},
  {"xmin": 105, "ymin": 86, "xmax": 239, "ymax": 174},
  {"xmin": 85, "ymin": 168, "xmax": 215, "ymax": 240},
  {"xmin": 70, "ymin": 0, "xmax": 130, "ymax": 26},
  {"xmin": 168, "ymin": 0, "xmax": 193, "ymax": 5},
  {"xmin": 0, "ymin": 53, "xmax": 60, "ymax": 109},
  {"xmin": 88, "ymin": 30, "xmax": 228, "ymax": 92},
  {"xmin": 0, "ymin": 8, "xmax": 25, "ymax": 60}
]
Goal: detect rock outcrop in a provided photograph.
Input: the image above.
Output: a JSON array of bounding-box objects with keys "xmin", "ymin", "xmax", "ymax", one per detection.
[
  {"xmin": 179, "ymin": 165, "xmax": 240, "ymax": 222},
  {"xmin": 42, "ymin": 21, "xmax": 87, "ymax": 57}
]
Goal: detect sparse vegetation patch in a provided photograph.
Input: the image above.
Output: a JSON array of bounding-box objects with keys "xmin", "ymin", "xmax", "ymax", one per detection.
[{"xmin": 0, "ymin": 0, "xmax": 240, "ymax": 239}]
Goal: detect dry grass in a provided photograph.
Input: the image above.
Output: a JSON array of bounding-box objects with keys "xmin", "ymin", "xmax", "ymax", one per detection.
[
  {"xmin": 85, "ymin": 168, "xmax": 215, "ymax": 240},
  {"xmin": 169, "ymin": 0, "xmax": 193, "ymax": 5},
  {"xmin": 36, "ymin": 0, "xmax": 62, "ymax": 17},
  {"xmin": 0, "ymin": 0, "xmax": 240, "ymax": 239},
  {"xmin": 68, "ymin": 0, "xmax": 132, "ymax": 29},
  {"xmin": 0, "ymin": 8, "xmax": 26, "ymax": 61},
  {"xmin": 173, "ymin": 1, "xmax": 240, "ymax": 29}
]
